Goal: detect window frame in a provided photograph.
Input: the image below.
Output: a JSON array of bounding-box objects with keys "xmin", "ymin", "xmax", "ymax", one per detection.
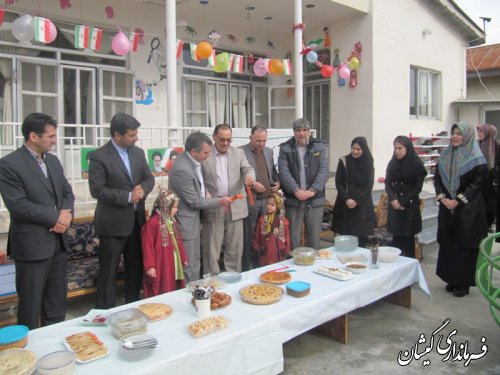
[{"xmin": 410, "ymin": 66, "xmax": 440, "ymax": 119}]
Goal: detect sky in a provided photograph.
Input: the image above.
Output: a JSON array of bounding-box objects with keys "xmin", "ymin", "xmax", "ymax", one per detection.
[{"xmin": 454, "ymin": 0, "xmax": 500, "ymax": 45}]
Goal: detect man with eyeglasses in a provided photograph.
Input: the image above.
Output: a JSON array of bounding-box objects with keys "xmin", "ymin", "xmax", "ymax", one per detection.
[
  {"xmin": 201, "ymin": 124, "xmax": 255, "ymax": 274},
  {"xmin": 278, "ymin": 118, "xmax": 329, "ymax": 250}
]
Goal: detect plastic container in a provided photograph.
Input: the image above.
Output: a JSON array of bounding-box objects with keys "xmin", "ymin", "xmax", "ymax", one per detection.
[
  {"xmin": 119, "ymin": 334, "xmax": 156, "ymax": 361},
  {"xmin": 36, "ymin": 350, "xmax": 76, "ymax": 375},
  {"xmin": 0, "ymin": 325, "xmax": 28, "ymax": 351},
  {"xmin": 286, "ymin": 281, "xmax": 311, "ymax": 298},
  {"xmin": 292, "ymin": 247, "xmax": 316, "ymax": 266},
  {"xmin": 378, "ymin": 247, "xmax": 401, "ymax": 263},
  {"xmin": 108, "ymin": 308, "xmax": 148, "ymax": 339},
  {"xmin": 334, "ymin": 235, "xmax": 358, "ymax": 251}
]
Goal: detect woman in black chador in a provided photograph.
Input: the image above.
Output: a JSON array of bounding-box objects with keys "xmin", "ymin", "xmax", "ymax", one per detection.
[
  {"xmin": 435, "ymin": 123, "xmax": 487, "ymax": 297},
  {"xmin": 385, "ymin": 136, "xmax": 427, "ymax": 258},
  {"xmin": 332, "ymin": 137, "xmax": 375, "ymax": 247}
]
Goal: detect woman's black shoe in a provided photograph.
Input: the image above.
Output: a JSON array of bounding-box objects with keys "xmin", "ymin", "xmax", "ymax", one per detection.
[
  {"xmin": 445, "ymin": 284, "xmax": 455, "ymax": 292},
  {"xmin": 453, "ymin": 287, "xmax": 469, "ymax": 297}
]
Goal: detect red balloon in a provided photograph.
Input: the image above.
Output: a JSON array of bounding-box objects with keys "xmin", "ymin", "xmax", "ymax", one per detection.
[{"xmin": 321, "ymin": 65, "xmax": 333, "ymax": 78}]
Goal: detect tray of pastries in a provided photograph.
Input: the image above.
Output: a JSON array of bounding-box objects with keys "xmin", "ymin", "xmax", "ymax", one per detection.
[
  {"xmin": 259, "ymin": 271, "xmax": 292, "ymax": 285},
  {"xmin": 191, "ymin": 291, "xmax": 232, "ymax": 310},
  {"xmin": 239, "ymin": 283, "xmax": 284, "ymax": 305},
  {"xmin": 187, "ymin": 315, "xmax": 230, "ymax": 338},
  {"xmin": 63, "ymin": 331, "xmax": 109, "ymax": 363},
  {"xmin": 137, "ymin": 303, "xmax": 173, "ymax": 321}
]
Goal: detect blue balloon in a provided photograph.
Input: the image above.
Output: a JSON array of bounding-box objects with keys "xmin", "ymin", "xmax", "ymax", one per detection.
[{"xmin": 306, "ymin": 50, "xmax": 318, "ymax": 63}]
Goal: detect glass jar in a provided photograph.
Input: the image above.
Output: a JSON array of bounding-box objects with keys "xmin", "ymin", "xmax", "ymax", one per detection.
[{"xmin": 292, "ymin": 247, "xmax": 316, "ymax": 266}]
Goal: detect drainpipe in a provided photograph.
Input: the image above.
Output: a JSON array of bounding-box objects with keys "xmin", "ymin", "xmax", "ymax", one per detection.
[
  {"xmin": 294, "ymin": 0, "xmax": 303, "ymax": 119},
  {"xmin": 166, "ymin": 0, "xmax": 177, "ymax": 128}
]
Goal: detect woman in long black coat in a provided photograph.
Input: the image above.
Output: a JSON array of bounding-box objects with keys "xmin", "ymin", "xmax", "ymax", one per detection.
[
  {"xmin": 435, "ymin": 122, "xmax": 487, "ymax": 297},
  {"xmin": 332, "ymin": 137, "xmax": 375, "ymax": 247},
  {"xmin": 477, "ymin": 123, "xmax": 497, "ymax": 228},
  {"xmin": 385, "ymin": 136, "xmax": 427, "ymax": 258}
]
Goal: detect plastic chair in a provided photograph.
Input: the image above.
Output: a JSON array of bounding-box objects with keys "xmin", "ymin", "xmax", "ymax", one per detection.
[{"xmin": 476, "ymin": 233, "xmax": 500, "ymax": 327}]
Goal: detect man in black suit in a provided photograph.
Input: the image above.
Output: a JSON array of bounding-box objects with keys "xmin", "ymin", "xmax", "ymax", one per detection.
[
  {"xmin": 0, "ymin": 113, "xmax": 75, "ymax": 329},
  {"xmin": 89, "ymin": 113, "xmax": 154, "ymax": 308}
]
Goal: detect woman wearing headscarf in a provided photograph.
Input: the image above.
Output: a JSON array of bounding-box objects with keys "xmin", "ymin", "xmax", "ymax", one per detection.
[
  {"xmin": 435, "ymin": 123, "xmax": 487, "ymax": 297},
  {"xmin": 332, "ymin": 137, "xmax": 375, "ymax": 247},
  {"xmin": 385, "ymin": 136, "xmax": 427, "ymax": 258},
  {"xmin": 477, "ymin": 124, "xmax": 498, "ymax": 227}
]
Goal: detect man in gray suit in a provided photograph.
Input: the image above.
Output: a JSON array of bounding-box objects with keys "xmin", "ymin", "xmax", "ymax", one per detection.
[
  {"xmin": 89, "ymin": 113, "xmax": 155, "ymax": 308},
  {"xmin": 201, "ymin": 124, "xmax": 255, "ymax": 274},
  {"xmin": 168, "ymin": 132, "xmax": 232, "ymax": 282},
  {"xmin": 0, "ymin": 113, "xmax": 75, "ymax": 329},
  {"xmin": 240, "ymin": 126, "xmax": 280, "ymax": 270}
]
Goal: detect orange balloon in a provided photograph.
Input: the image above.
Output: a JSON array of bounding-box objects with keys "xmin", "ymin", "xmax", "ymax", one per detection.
[
  {"xmin": 269, "ymin": 59, "xmax": 284, "ymax": 75},
  {"xmin": 196, "ymin": 41, "xmax": 213, "ymax": 59}
]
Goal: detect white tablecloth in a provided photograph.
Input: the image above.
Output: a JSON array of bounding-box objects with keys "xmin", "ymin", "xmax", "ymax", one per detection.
[{"xmin": 26, "ymin": 248, "xmax": 429, "ymax": 374}]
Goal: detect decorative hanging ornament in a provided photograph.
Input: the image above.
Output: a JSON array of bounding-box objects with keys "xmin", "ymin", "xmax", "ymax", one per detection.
[
  {"xmin": 207, "ymin": 30, "xmax": 220, "ymax": 46},
  {"xmin": 253, "ymin": 58, "xmax": 268, "ymax": 77},
  {"xmin": 34, "ymin": 17, "xmax": 57, "ymax": 44},
  {"xmin": 59, "ymin": 0, "xmax": 72, "ymax": 9},
  {"xmin": 306, "ymin": 50, "xmax": 318, "ymax": 64},
  {"xmin": 338, "ymin": 65, "xmax": 351, "ymax": 80},
  {"xmin": 112, "ymin": 31, "xmax": 131, "ymax": 55},
  {"xmin": 321, "ymin": 65, "xmax": 334, "ymax": 78},
  {"xmin": 12, "ymin": 15, "xmax": 35, "ymax": 42},
  {"xmin": 348, "ymin": 57, "xmax": 360, "ymax": 70},
  {"xmin": 269, "ymin": 59, "xmax": 284, "ymax": 75},
  {"xmin": 213, "ymin": 52, "xmax": 229, "ymax": 73},
  {"xmin": 196, "ymin": 41, "xmax": 213, "ymax": 59}
]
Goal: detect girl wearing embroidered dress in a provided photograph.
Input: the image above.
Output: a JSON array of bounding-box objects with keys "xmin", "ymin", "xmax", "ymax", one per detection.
[
  {"xmin": 435, "ymin": 123, "xmax": 487, "ymax": 297},
  {"xmin": 252, "ymin": 193, "xmax": 291, "ymax": 266},
  {"xmin": 141, "ymin": 189, "xmax": 188, "ymax": 297}
]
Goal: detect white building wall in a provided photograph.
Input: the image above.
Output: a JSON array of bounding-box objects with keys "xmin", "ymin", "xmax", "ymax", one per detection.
[{"xmin": 370, "ymin": 0, "xmax": 467, "ymax": 179}]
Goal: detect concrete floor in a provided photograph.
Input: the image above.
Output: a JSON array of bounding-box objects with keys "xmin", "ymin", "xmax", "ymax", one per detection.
[{"xmin": 65, "ymin": 242, "xmax": 500, "ymax": 375}]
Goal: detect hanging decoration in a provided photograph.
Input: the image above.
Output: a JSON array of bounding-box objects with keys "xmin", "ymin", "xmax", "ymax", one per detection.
[
  {"xmin": 349, "ymin": 70, "xmax": 357, "ymax": 87},
  {"xmin": 283, "ymin": 60, "xmax": 292, "ymax": 75},
  {"xmin": 306, "ymin": 50, "xmax": 318, "ymax": 63},
  {"xmin": 323, "ymin": 27, "xmax": 331, "ymax": 47},
  {"xmin": 34, "ymin": 17, "xmax": 57, "ymax": 44},
  {"xmin": 338, "ymin": 64, "xmax": 351, "ymax": 80},
  {"xmin": 75, "ymin": 25, "xmax": 103, "ymax": 51},
  {"xmin": 253, "ymin": 58, "xmax": 268, "ymax": 77},
  {"xmin": 320, "ymin": 64, "xmax": 334, "ymax": 78},
  {"xmin": 12, "ymin": 15, "xmax": 35, "ymax": 42},
  {"xmin": 196, "ymin": 41, "xmax": 213, "ymax": 59},
  {"xmin": 348, "ymin": 56, "xmax": 360, "ymax": 70},
  {"xmin": 0, "ymin": 9, "xmax": 5, "ymax": 27},
  {"xmin": 226, "ymin": 34, "xmax": 238, "ymax": 43},
  {"xmin": 231, "ymin": 54, "xmax": 244, "ymax": 73},
  {"xmin": 208, "ymin": 30, "xmax": 220, "ymax": 46},
  {"xmin": 129, "ymin": 32, "xmax": 140, "ymax": 52},
  {"xmin": 213, "ymin": 52, "xmax": 229, "ymax": 73},
  {"xmin": 244, "ymin": 36, "xmax": 256, "ymax": 45},
  {"xmin": 269, "ymin": 59, "xmax": 284, "ymax": 75},
  {"xmin": 105, "ymin": 6, "xmax": 114, "ymax": 19},
  {"xmin": 59, "ymin": 0, "xmax": 72, "ymax": 9},
  {"xmin": 267, "ymin": 41, "xmax": 275, "ymax": 49},
  {"xmin": 332, "ymin": 48, "xmax": 341, "ymax": 67},
  {"xmin": 207, "ymin": 50, "xmax": 216, "ymax": 65},
  {"xmin": 176, "ymin": 39, "xmax": 184, "ymax": 59},
  {"xmin": 181, "ymin": 25, "xmax": 197, "ymax": 36},
  {"xmin": 4, "ymin": 0, "xmax": 17, "ymax": 5},
  {"xmin": 112, "ymin": 31, "xmax": 131, "ymax": 55},
  {"xmin": 189, "ymin": 43, "xmax": 200, "ymax": 62},
  {"xmin": 134, "ymin": 28, "xmax": 145, "ymax": 46}
]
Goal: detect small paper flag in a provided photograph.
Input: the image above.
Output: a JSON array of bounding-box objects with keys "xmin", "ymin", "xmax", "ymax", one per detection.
[
  {"xmin": 89, "ymin": 27, "xmax": 102, "ymax": 51},
  {"xmin": 227, "ymin": 54, "xmax": 235, "ymax": 72},
  {"xmin": 129, "ymin": 32, "xmax": 139, "ymax": 52},
  {"xmin": 0, "ymin": 9, "xmax": 5, "ymax": 27},
  {"xmin": 207, "ymin": 50, "xmax": 216, "ymax": 66},
  {"xmin": 176, "ymin": 39, "xmax": 184, "ymax": 59},
  {"xmin": 283, "ymin": 59, "xmax": 292, "ymax": 75},
  {"xmin": 190, "ymin": 43, "xmax": 200, "ymax": 62},
  {"xmin": 75, "ymin": 25, "xmax": 89, "ymax": 49},
  {"xmin": 231, "ymin": 54, "xmax": 244, "ymax": 73},
  {"xmin": 34, "ymin": 17, "xmax": 52, "ymax": 43}
]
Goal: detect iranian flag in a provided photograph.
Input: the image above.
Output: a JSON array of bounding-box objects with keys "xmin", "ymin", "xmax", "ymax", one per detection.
[
  {"xmin": 88, "ymin": 27, "xmax": 102, "ymax": 51},
  {"xmin": 34, "ymin": 17, "xmax": 52, "ymax": 43},
  {"xmin": 190, "ymin": 43, "xmax": 200, "ymax": 62},
  {"xmin": 231, "ymin": 55, "xmax": 244, "ymax": 73},
  {"xmin": 0, "ymin": 9, "xmax": 4, "ymax": 28},
  {"xmin": 129, "ymin": 32, "xmax": 139, "ymax": 52},
  {"xmin": 207, "ymin": 50, "xmax": 216, "ymax": 66},
  {"xmin": 75, "ymin": 25, "xmax": 89, "ymax": 49},
  {"xmin": 227, "ymin": 54, "xmax": 234, "ymax": 72},
  {"xmin": 283, "ymin": 59, "xmax": 292, "ymax": 75},
  {"xmin": 176, "ymin": 39, "xmax": 184, "ymax": 59}
]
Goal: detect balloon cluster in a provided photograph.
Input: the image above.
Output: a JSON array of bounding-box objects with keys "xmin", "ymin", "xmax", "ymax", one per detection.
[
  {"xmin": 12, "ymin": 15, "xmax": 57, "ymax": 43},
  {"xmin": 253, "ymin": 58, "xmax": 284, "ymax": 77}
]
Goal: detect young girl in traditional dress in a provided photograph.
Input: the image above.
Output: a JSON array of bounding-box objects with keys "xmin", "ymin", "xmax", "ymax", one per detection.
[
  {"xmin": 252, "ymin": 193, "xmax": 291, "ymax": 266},
  {"xmin": 141, "ymin": 189, "xmax": 188, "ymax": 297}
]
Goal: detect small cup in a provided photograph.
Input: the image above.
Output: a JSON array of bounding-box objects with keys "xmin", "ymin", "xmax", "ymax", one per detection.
[
  {"xmin": 194, "ymin": 299, "xmax": 211, "ymax": 319},
  {"xmin": 370, "ymin": 247, "xmax": 379, "ymax": 269}
]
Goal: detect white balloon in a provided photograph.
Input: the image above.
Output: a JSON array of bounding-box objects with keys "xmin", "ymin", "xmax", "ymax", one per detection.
[{"xmin": 12, "ymin": 15, "xmax": 35, "ymax": 42}]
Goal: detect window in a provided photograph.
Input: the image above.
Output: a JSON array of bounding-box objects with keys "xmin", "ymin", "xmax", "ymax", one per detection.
[{"xmin": 410, "ymin": 67, "xmax": 439, "ymax": 118}]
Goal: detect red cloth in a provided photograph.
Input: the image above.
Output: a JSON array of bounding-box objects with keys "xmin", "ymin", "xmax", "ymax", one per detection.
[
  {"xmin": 141, "ymin": 213, "xmax": 188, "ymax": 297},
  {"xmin": 252, "ymin": 216, "xmax": 291, "ymax": 266}
]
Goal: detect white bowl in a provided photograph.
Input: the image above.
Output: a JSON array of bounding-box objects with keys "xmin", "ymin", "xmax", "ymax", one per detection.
[
  {"xmin": 378, "ymin": 247, "xmax": 401, "ymax": 263},
  {"xmin": 37, "ymin": 350, "xmax": 75, "ymax": 375},
  {"xmin": 334, "ymin": 235, "xmax": 358, "ymax": 251},
  {"xmin": 345, "ymin": 262, "xmax": 368, "ymax": 274}
]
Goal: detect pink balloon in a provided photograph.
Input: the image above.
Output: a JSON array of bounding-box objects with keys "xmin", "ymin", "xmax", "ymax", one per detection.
[
  {"xmin": 47, "ymin": 21, "xmax": 57, "ymax": 43},
  {"xmin": 112, "ymin": 32, "xmax": 130, "ymax": 55},
  {"xmin": 321, "ymin": 65, "xmax": 333, "ymax": 78},
  {"xmin": 253, "ymin": 58, "xmax": 268, "ymax": 77},
  {"xmin": 338, "ymin": 65, "xmax": 351, "ymax": 80}
]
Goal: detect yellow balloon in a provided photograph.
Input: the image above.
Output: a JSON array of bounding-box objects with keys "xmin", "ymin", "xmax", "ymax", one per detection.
[
  {"xmin": 348, "ymin": 57, "xmax": 360, "ymax": 70},
  {"xmin": 213, "ymin": 52, "xmax": 229, "ymax": 73},
  {"xmin": 269, "ymin": 59, "xmax": 284, "ymax": 75}
]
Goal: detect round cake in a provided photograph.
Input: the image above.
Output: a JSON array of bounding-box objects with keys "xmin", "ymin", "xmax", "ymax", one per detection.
[
  {"xmin": 137, "ymin": 303, "xmax": 173, "ymax": 321},
  {"xmin": 259, "ymin": 271, "xmax": 292, "ymax": 285},
  {"xmin": 239, "ymin": 283, "xmax": 284, "ymax": 305}
]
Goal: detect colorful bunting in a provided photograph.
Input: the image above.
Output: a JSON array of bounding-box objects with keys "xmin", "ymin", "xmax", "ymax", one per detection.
[
  {"xmin": 0, "ymin": 9, "xmax": 4, "ymax": 27},
  {"xmin": 129, "ymin": 32, "xmax": 139, "ymax": 52},
  {"xmin": 283, "ymin": 59, "xmax": 292, "ymax": 75},
  {"xmin": 89, "ymin": 27, "xmax": 102, "ymax": 51},
  {"xmin": 176, "ymin": 39, "xmax": 184, "ymax": 59},
  {"xmin": 75, "ymin": 25, "xmax": 102, "ymax": 51},
  {"xmin": 231, "ymin": 54, "xmax": 244, "ymax": 73},
  {"xmin": 190, "ymin": 43, "xmax": 200, "ymax": 62},
  {"xmin": 207, "ymin": 50, "xmax": 216, "ymax": 66},
  {"xmin": 34, "ymin": 17, "xmax": 52, "ymax": 43}
]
